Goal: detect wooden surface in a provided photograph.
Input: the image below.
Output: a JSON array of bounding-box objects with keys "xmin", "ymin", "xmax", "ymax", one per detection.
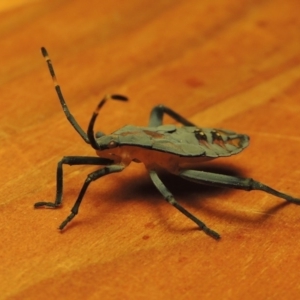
[{"xmin": 1, "ymin": 1, "xmax": 300, "ymax": 299}]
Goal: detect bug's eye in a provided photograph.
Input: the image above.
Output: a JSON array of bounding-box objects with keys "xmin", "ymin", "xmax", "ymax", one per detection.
[{"xmin": 108, "ymin": 140, "xmax": 118, "ymax": 148}]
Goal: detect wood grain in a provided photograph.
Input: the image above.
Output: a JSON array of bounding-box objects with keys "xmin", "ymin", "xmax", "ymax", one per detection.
[{"xmin": 1, "ymin": 0, "xmax": 300, "ymax": 299}]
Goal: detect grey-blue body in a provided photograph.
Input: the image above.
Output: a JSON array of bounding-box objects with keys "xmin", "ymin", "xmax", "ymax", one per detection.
[{"xmin": 35, "ymin": 47, "xmax": 300, "ymax": 240}]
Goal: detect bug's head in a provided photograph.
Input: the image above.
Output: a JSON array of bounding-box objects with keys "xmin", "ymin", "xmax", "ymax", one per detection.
[
  {"xmin": 95, "ymin": 134, "xmax": 120, "ymax": 158},
  {"xmin": 90, "ymin": 131, "xmax": 124, "ymax": 163},
  {"xmin": 87, "ymin": 94, "xmax": 128, "ymax": 151}
]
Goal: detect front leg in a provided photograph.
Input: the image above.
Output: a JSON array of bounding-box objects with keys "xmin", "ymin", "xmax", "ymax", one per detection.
[
  {"xmin": 58, "ymin": 164, "xmax": 125, "ymax": 230},
  {"xmin": 149, "ymin": 170, "xmax": 220, "ymax": 239},
  {"xmin": 179, "ymin": 170, "xmax": 300, "ymax": 204},
  {"xmin": 34, "ymin": 156, "xmax": 124, "ymax": 230},
  {"xmin": 34, "ymin": 156, "xmax": 114, "ymax": 208},
  {"xmin": 149, "ymin": 104, "xmax": 196, "ymax": 127}
]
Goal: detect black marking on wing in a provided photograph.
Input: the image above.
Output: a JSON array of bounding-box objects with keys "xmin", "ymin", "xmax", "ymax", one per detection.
[{"xmin": 194, "ymin": 128, "xmax": 249, "ymax": 157}]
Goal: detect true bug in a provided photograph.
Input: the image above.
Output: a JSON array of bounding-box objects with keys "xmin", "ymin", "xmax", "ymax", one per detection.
[{"xmin": 35, "ymin": 47, "xmax": 300, "ymax": 240}]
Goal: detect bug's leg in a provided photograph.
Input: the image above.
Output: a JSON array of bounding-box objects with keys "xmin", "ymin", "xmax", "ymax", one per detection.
[
  {"xmin": 149, "ymin": 170, "xmax": 220, "ymax": 240},
  {"xmin": 58, "ymin": 164, "xmax": 124, "ymax": 230},
  {"xmin": 179, "ymin": 170, "xmax": 300, "ymax": 204},
  {"xmin": 34, "ymin": 156, "xmax": 113, "ymax": 208},
  {"xmin": 149, "ymin": 105, "xmax": 196, "ymax": 127}
]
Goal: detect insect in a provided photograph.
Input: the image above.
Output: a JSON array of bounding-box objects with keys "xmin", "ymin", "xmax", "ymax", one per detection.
[{"xmin": 35, "ymin": 47, "xmax": 300, "ymax": 240}]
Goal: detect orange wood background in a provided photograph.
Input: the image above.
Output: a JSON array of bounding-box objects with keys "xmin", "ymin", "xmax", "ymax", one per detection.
[{"xmin": 1, "ymin": 1, "xmax": 300, "ymax": 299}]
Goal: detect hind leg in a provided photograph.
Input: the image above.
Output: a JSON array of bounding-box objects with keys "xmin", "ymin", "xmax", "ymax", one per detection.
[{"xmin": 179, "ymin": 170, "xmax": 300, "ymax": 204}]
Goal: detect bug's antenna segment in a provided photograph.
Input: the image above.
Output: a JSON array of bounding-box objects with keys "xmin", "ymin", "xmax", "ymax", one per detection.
[
  {"xmin": 87, "ymin": 97, "xmax": 107, "ymax": 149},
  {"xmin": 41, "ymin": 47, "xmax": 90, "ymax": 144},
  {"xmin": 87, "ymin": 94, "xmax": 128, "ymax": 150}
]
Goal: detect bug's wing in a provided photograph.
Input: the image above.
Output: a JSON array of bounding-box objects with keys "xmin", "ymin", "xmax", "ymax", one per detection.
[
  {"xmin": 142, "ymin": 125, "xmax": 206, "ymax": 156},
  {"xmin": 152, "ymin": 138, "xmax": 208, "ymax": 156},
  {"xmin": 115, "ymin": 125, "xmax": 249, "ymax": 158},
  {"xmin": 151, "ymin": 126, "xmax": 249, "ymax": 157}
]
